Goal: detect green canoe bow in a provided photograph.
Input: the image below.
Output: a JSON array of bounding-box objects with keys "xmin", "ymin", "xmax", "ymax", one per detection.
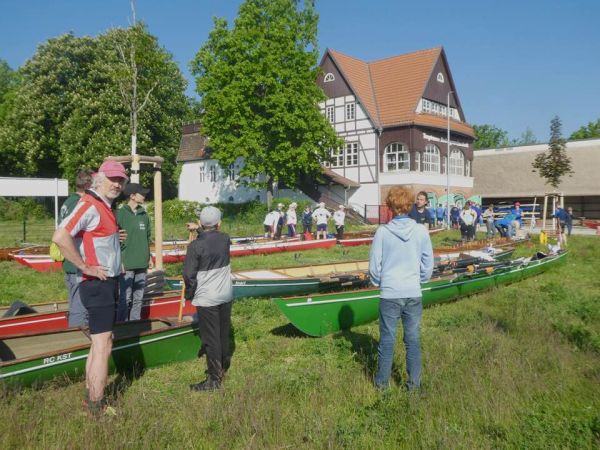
[
  {"xmin": 272, "ymin": 252, "xmax": 567, "ymax": 337},
  {"xmin": 0, "ymin": 317, "xmax": 200, "ymax": 387}
]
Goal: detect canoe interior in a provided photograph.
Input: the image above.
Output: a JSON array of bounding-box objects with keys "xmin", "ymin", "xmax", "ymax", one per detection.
[
  {"xmin": 0, "ymin": 318, "xmax": 181, "ymax": 363},
  {"xmin": 0, "ymin": 329, "xmax": 90, "ymax": 362},
  {"xmin": 0, "ymin": 301, "xmax": 69, "ymax": 317},
  {"xmin": 235, "ymin": 260, "xmax": 370, "ymax": 280}
]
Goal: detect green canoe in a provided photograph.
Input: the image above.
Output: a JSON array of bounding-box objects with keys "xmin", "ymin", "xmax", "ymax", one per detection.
[
  {"xmin": 272, "ymin": 251, "xmax": 567, "ymax": 337},
  {"xmin": 165, "ymin": 260, "xmax": 370, "ymax": 298},
  {"xmin": 0, "ymin": 316, "xmax": 200, "ymax": 387},
  {"xmin": 164, "ymin": 248, "xmax": 515, "ymax": 299}
]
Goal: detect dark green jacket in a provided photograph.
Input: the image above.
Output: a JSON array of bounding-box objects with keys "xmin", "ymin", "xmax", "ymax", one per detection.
[
  {"xmin": 117, "ymin": 204, "xmax": 151, "ymax": 270},
  {"xmin": 59, "ymin": 193, "xmax": 82, "ymax": 274}
]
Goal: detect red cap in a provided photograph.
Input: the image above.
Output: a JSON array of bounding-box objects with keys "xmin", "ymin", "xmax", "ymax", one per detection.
[
  {"xmin": 514, "ymin": 201, "xmax": 521, "ymax": 206},
  {"xmin": 98, "ymin": 160, "xmax": 128, "ymax": 179}
]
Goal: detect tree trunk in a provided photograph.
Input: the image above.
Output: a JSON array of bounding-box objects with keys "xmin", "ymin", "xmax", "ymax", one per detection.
[{"xmin": 266, "ymin": 177, "xmax": 273, "ymax": 210}]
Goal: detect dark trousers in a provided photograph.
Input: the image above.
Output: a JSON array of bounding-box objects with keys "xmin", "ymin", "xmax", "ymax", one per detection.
[
  {"xmin": 336, "ymin": 225, "xmax": 344, "ymax": 240},
  {"xmin": 196, "ymin": 302, "xmax": 232, "ymax": 381},
  {"xmin": 460, "ymin": 223, "xmax": 475, "ymax": 241}
]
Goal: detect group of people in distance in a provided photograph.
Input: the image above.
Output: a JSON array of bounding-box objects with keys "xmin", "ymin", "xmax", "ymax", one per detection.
[{"xmin": 263, "ymin": 201, "xmax": 347, "ymax": 241}]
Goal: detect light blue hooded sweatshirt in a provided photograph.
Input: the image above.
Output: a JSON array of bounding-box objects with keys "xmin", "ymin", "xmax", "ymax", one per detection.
[{"xmin": 368, "ymin": 215, "xmax": 434, "ymax": 299}]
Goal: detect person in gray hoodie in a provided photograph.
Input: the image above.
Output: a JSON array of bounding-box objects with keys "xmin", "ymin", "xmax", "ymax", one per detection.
[
  {"xmin": 369, "ymin": 186, "xmax": 434, "ymax": 391},
  {"xmin": 183, "ymin": 206, "xmax": 233, "ymax": 392}
]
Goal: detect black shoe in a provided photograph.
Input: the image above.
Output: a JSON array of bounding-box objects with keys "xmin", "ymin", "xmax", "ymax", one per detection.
[{"xmin": 190, "ymin": 378, "xmax": 221, "ymax": 392}]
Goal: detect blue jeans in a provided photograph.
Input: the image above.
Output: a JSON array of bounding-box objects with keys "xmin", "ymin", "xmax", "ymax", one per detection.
[
  {"xmin": 118, "ymin": 270, "xmax": 147, "ymax": 321},
  {"xmin": 64, "ymin": 273, "xmax": 88, "ymax": 327},
  {"xmin": 375, "ymin": 297, "xmax": 423, "ymax": 390}
]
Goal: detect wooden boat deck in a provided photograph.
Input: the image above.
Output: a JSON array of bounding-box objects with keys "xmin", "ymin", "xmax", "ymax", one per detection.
[
  {"xmin": 0, "ymin": 330, "xmax": 90, "ymax": 362},
  {"xmin": 234, "ymin": 261, "xmax": 370, "ymax": 280},
  {"xmin": 0, "ymin": 318, "xmax": 184, "ymax": 363}
]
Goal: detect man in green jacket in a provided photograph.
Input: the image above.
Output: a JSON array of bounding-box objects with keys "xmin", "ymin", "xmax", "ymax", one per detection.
[
  {"xmin": 59, "ymin": 169, "xmax": 93, "ymax": 327},
  {"xmin": 117, "ymin": 183, "xmax": 153, "ymax": 321}
]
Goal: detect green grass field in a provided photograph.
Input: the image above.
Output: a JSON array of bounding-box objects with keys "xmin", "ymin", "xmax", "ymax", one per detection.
[{"xmin": 1, "ymin": 226, "xmax": 599, "ymax": 448}]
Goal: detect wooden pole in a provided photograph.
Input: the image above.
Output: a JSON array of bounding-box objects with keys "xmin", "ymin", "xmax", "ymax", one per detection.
[
  {"xmin": 530, "ymin": 197, "xmax": 537, "ymax": 231},
  {"xmin": 177, "ymin": 284, "xmax": 185, "ymax": 323},
  {"xmin": 542, "ymin": 195, "xmax": 548, "ymax": 231},
  {"xmin": 153, "ymin": 164, "xmax": 163, "ymax": 271}
]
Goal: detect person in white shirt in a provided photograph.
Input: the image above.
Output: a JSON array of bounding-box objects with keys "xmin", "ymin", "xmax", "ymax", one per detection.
[
  {"xmin": 263, "ymin": 210, "xmax": 279, "ymax": 239},
  {"xmin": 333, "ymin": 205, "xmax": 346, "ymax": 241},
  {"xmin": 459, "ymin": 204, "xmax": 477, "ymax": 242},
  {"xmin": 312, "ymin": 202, "xmax": 331, "ymax": 240},
  {"xmin": 286, "ymin": 202, "xmax": 297, "ymax": 237},
  {"xmin": 274, "ymin": 203, "xmax": 285, "ymax": 239}
]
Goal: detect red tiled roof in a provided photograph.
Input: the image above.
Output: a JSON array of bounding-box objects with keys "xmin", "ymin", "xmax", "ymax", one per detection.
[
  {"xmin": 176, "ymin": 123, "xmax": 211, "ymax": 162},
  {"xmin": 327, "ymin": 48, "xmax": 474, "ymax": 138}
]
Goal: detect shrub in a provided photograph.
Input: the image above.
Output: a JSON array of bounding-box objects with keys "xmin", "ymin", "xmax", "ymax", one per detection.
[
  {"xmin": 146, "ymin": 199, "xmax": 203, "ymax": 222},
  {"xmin": 0, "ymin": 198, "xmax": 52, "ymax": 220}
]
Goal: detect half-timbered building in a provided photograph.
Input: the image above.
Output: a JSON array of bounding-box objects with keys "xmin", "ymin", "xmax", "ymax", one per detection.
[{"xmin": 317, "ymin": 47, "xmax": 475, "ymax": 214}]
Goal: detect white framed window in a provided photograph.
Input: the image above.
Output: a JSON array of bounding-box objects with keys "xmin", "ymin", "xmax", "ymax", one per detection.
[
  {"xmin": 326, "ymin": 106, "xmax": 335, "ymax": 123},
  {"xmin": 209, "ymin": 165, "xmax": 217, "ymax": 182},
  {"xmin": 449, "ymin": 149, "xmax": 464, "ymax": 176},
  {"xmin": 420, "ymin": 98, "xmax": 460, "ymax": 121},
  {"xmin": 384, "ymin": 143, "xmax": 410, "ymax": 172},
  {"xmin": 330, "ymin": 148, "xmax": 343, "ymax": 168},
  {"xmin": 345, "ymin": 102, "xmax": 355, "ymax": 121},
  {"xmin": 414, "ymin": 152, "xmax": 421, "ymax": 172},
  {"xmin": 324, "ymin": 73, "xmax": 335, "ymax": 82},
  {"xmin": 226, "ymin": 163, "xmax": 237, "ymax": 181},
  {"xmin": 423, "ymin": 144, "xmax": 440, "ymax": 173},
  {"xmin": 437, "ymin": 72, "xmax": 444, "ymax": 83},
  {"xmin": 199, "ymin": 165, "xmax": 206, "ymax": 183},
  {"xmin": 345, "ymin": 142, "xmax": 358, "ymax": 166}
]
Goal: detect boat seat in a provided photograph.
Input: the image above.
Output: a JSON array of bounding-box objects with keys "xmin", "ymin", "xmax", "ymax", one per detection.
[
  {"xmin": 2, "ymin": 301, "xmax": 38, "ymax": 318},
  {"xmin": 112, "ymin": 319, "xmax": 171, "ymax": 340}
]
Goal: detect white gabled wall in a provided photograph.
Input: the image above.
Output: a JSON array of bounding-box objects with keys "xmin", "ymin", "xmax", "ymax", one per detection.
[{"xmin": 178, "ymin": 159, "xmax": 265, "ymax": 204}]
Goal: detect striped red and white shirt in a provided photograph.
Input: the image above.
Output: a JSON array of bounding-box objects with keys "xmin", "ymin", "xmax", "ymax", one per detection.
[{"xmin": 59, "ymin": 190, "xmax": 121, "ymax": 279}]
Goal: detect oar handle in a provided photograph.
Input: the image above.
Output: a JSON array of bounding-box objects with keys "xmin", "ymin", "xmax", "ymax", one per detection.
[{"xmin": 177, "ymin": 284, "xmax": 185, "ymax": 323}]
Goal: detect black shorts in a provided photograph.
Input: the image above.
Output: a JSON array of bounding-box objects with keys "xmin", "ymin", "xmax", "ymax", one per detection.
[{"xmin": 80, "ymin": 278, "xmax": 118, "ymax": 335}]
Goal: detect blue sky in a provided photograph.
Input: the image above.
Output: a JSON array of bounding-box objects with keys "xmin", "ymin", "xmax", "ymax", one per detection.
[{"xmin": 1, "ymin": 0, "xmax": 599, "ymax": 142}]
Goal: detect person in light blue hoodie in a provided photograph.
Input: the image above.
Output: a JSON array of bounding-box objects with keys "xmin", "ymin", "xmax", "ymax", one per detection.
[{"xmin": 369, "ymin": 186, "xmax": 434, "ymax": 391}]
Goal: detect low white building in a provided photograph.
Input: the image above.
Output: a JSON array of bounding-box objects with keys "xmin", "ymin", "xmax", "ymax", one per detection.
[{"xmin": 473, "ymin": 138, "xmax": 600, "ymax": 218}]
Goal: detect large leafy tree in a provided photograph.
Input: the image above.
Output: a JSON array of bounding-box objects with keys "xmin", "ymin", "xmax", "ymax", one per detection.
[
  {"xmin": 532, "ymin": 116, "xmax": 573, "ymax": 190},
  {"xmin": 0, "ymin": 60, "xmax": 19, "ymax": 123},
  {"xmin": 569, "ymin": 119, "xmax": 600, "ymax": 140},
  {"xmin": 191, "ymin": 0, "xmax": 342, "ymax": 203},
  {"xmin": 472, "ymin": 124, "xmax": 509, "ymax": 149},
  {"xmin": 0, "ymin": 27, "xmax": 194, "ymax": 196}
]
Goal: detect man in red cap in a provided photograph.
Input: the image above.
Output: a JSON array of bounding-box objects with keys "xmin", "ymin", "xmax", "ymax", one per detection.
[{"xmin": 52, "ymin": 159, "xmax": 128, "ymax": 416}]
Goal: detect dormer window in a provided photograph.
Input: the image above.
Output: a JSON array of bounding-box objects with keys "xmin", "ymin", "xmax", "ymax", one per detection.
[
  {"xmin": 437, "ymin": 73, "xmax": 444, "ymax": 83},
  {"xmin": 324, "ymin": 73, "xmax": 335, "ymax": 82}
]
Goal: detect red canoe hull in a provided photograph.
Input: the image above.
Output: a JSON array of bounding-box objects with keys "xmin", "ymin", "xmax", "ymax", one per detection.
[{"xmin": 0, "ymin": 293, "xmax": 194, "ymax": 338}]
